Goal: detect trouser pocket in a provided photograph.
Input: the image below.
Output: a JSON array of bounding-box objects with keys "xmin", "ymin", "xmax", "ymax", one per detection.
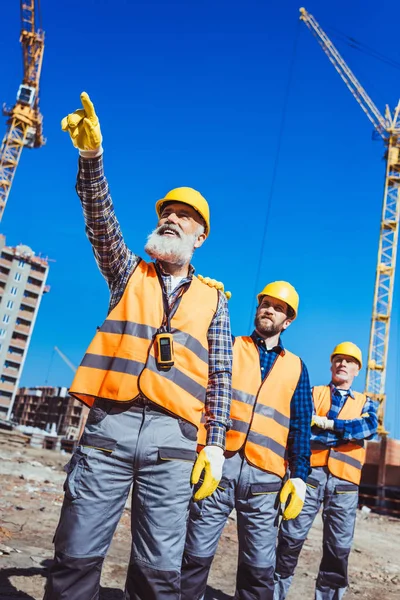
[
  {"xmin": 306, "ymin": 476, "xmax": 320, "ymax": 490},
  {"xmin": 177, "ymin": 418, "xmax": 198, "ymax": 441},
  {"xmin": 334, "ymin": 483, "xmax": 358, "ymax": 494},
  {"xmin": 79, "ymin": 432, "xmax": 117, "ymax": 453},
  {"xmin": 158, "ymin": 447, "xmax": 197, "ymax": 462},
  {"xmin": 249, "ymin": 482, "xmax": 281, "ymax": 496},
  {"xmin": 63, "ymin": 449, "xmax": 89, "ymax": 501}
]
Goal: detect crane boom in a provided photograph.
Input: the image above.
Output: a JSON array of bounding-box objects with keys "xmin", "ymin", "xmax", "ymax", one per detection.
[
  {"xmin": 54, "ymin": 346, "xmax": 77, "ymax": 373},
  {"xmin": 0, "ymin": 0, "xmax": 45, "ymax": 221},
  {"xmin": 299, "ymin": 7, "xmax": 388, "ymax": 137},
  {"xmin": 300, "ymin": 8, "xmax": 400, "ymax": 432}
]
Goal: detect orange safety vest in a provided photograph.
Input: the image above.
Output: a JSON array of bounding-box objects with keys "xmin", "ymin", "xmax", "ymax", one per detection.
[
  {"xmin": 69, "ymin": 260, "xmax": 218, "ymax": 427},
  {"xmin": 199, "ymin": 336, "xmax": 301, "ymax": 477},
  {"xmin": 311, "ymin": 385, "xmax": 366, "ymax": 485}
]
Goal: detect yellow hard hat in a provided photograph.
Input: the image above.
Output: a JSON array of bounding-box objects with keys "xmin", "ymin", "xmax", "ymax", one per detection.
[
  {"xmin": 257, "ymin": 281, "xmax": 299, "ymax": 318},
  {"xmin": 331, "ymin": 342, "xmax": 362, "ymax": 369},
  {"xmin": 156, "ymin": 187, "xmax": 210, "ymax": 236}
]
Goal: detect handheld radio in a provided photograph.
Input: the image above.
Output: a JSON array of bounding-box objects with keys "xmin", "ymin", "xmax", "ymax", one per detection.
[
  {"xmin": 154, "ymin": 267, "xmax": 191, "ymax": 371},
  {"xmin": 155, "ymin": 332, "xmax": 174, "ymax": 369}
]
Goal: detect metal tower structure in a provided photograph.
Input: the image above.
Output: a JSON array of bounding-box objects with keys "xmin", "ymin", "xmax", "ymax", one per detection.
[
  {"xmin": 300, "ymin": 7, "xmax": 400, "ymax": 433},
  {"xmin": 0, "ymin": 0, "xmax": 45, "ymax": 221}
]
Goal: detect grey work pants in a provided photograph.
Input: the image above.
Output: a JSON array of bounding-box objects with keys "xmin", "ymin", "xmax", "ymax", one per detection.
[
  {"xmin": 181, "ymin": 451, "xmax": 282, "ymax": 600},
  {"xmin": 274, "ymin": 467, "xmax": 358, "ymax": 600},
  {"xmin": 43, "ymin": 399, "xmax": 198, "ymax": 600}
]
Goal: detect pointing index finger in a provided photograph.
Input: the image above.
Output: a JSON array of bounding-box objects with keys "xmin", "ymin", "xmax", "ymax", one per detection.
[{"xmin": 80, "ymin": 92, "xmax": 97, "ymax": 121}]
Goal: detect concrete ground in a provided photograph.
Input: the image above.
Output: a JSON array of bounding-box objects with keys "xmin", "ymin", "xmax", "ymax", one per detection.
[{"xmin": 0, "ymin": 444, "xmax": 399, "ymax": 599}]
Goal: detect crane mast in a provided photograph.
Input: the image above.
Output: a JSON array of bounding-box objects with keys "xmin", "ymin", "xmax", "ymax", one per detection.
[
  {"xmin": 300, "ymin": 8, "xmax": 400, "ymax": 433},
  {"xmin": 0, "ymin": 0, "xmax": 45, "ymax": 221}
]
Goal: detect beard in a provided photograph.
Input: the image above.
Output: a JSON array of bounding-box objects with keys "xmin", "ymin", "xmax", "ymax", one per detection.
[
  {"xmin": 254, "ymin": 314, "xmax": 284, "ymax": 337},
  {"xmin": 144, "ymin": 223, "xmax": 199, "ymax": 267}
]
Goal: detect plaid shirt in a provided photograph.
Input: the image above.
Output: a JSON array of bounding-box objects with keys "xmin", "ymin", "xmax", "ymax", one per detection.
[
  {"xmin": 76, "ymin": 154, "xmax": 232, "ymax": 449},
  {"xmin": 251, "ymin": 332, "xmax": 313, "ymax": 482},
  {"xmin": 311, "ymin": 383, "xmax": 378, "ymax": 448}
]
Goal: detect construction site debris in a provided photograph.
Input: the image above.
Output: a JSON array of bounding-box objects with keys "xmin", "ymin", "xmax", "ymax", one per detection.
[{"xmin": 0, "ymin": 444, "xmax": 399, "ymax": 599}]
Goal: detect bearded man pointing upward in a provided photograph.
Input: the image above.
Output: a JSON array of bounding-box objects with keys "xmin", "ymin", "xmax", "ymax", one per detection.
[{"xmin": 44, "ymin": 93, "xmax": 232, "ymax": 600}]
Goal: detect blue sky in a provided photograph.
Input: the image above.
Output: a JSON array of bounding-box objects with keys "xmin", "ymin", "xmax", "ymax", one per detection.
[{"xmin": 1, "ymin": 0, "xmax": 400, "ymax": 436}]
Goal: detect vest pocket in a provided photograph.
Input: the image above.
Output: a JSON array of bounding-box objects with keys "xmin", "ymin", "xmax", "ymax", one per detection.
[
  {"xmin": 250, "ymin": 482, "xmax": 281, "ymax": 496},
  {"xmin": 158, "ymin": 447, "xmax": 197, "ymax": 462},
  {"xmin": 334, "ymin": 483, "xmax": 358, "ymax": 494}
]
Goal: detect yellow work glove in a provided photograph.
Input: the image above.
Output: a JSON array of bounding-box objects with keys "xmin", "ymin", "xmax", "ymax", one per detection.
[
  {"xmin": 61, "ymin": 92, "xmax": 102, "ymax": 151},
  {"xmin": 198, "ymin": 274, "xmax": 232, "ymax": 300},
  {"xmin": 280, "ymin": 478, "xmax": 306, "ymax": 520},
  {"xmin": 191, "ymin": 446, "xmax": 225, "ymax": 501}
]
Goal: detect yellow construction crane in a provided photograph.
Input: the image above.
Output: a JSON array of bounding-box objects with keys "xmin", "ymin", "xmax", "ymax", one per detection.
[
  {"xmin": 300, "ymin": 8, "xmax": 400, "ymax": 433},
  {"xmin": 0, "ymin": 0, "xmax": 45, "ymax": 221}
]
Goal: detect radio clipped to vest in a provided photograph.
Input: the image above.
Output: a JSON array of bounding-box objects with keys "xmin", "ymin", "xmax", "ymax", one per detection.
[
  {"xmin": 154, "ymin": 267, "xmax": 191, "ymax": 371},
  {"xmin": 155, "ymin": 332, "xmax": 174, "ymax": 369}
]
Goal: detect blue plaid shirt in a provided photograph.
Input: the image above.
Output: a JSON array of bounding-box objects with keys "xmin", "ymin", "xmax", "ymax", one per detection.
[
  {"xmin": 311, "ymin": 383, "xmax": 378, "ymax": 447},
  {"xmin": 251, "ymin": 332, "xmax": 313, "ymax": 482},
  {"xmin": 75, "ymin": 154, "xmax": 232, "ymax": 449}
]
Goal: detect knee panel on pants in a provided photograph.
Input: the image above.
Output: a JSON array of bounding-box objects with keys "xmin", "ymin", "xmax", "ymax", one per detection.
[
  {"xmin": 181, "ymin": 552, "xmax": 214, "ymax": 600},
  {"xmin": 236, "ymin": 562, "xmax": 275, "ymax": 599},
  {"xmin": 275, "ymin": 534, "xmax": 306, "ymax": 578},
  {"xmin": 318, "ymin": 542, "xmax": 351, "ymax": 589},
  {"xmin": 125, "ymin": 560, "xmax": 181, "ymax": 600},
  {"xmin": 44, "ymin": 552, "xmax": 104, "ymax": 600}
]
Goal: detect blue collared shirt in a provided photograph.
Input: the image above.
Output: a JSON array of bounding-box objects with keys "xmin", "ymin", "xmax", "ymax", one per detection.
[
  {"xmin": 311, "ymin": 383, "xmax": 378, "ymax": 447},
  {"xmin": 251, "ymin": 332, "xmax": 313, "ymax": 482}
]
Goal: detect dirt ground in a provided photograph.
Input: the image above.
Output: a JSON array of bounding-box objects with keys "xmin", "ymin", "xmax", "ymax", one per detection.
[{"xmin": 0, "ymin": 443, "xmax": 399, "ymax": 600}]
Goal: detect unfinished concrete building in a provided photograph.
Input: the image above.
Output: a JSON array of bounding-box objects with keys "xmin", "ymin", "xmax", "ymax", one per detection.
[
  {"xmin": 12, "ymin": 386, "xmax": 86, "ymax": 440},
  {"xmin": 0, "ymin": 235, "xmax": 50, "ymax": 419}
]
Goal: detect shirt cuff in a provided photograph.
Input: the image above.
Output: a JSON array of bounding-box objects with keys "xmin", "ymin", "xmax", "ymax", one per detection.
[
  {"xmin": 334, "ymin": 419, "xmax": 346, "ymax": 433},
  {"xmin": 206, "ymin": 423, "xmax": 226, "ymax": 450},
  {"xmin": 79, "ymin": 146, "xmax": 104, "ymax": 159},
  {"xmin": 290, "ymin": 465, "xmax": 311, "ymax": 482}
]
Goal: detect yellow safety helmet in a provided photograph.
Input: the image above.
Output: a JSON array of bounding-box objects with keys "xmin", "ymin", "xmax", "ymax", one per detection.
[
  {"xmin": 257, "ymin": 281, "xmax": 299, "ymax": 318},
  {"xmin": 330, "ymin": 342, "xmax": 362, "ymax": 369},
  {"xmin": 155, "ymin": 187, "xmax": 210, "ymax": 236}
]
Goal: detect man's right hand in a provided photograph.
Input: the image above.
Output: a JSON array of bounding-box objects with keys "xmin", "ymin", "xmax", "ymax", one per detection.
[
  {"xmin": 197, "ymin": 274, "xmax": 232, "ymax": 300},
  {"xmin": 61, "ymin": 92, "xmax": 102, "ymax": 151}
]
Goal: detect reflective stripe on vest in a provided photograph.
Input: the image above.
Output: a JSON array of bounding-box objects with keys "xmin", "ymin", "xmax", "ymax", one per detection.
[
  {"xmin": 227, "ymin": 336, "xmax": 301, "ymax": 477},
  {"xmin": 310, "ymin": 385, "xmax": 366, "ymax": 484},
  {"xmin": 69, "ymin": 260, "xmax": 218, "ymax": 426}
]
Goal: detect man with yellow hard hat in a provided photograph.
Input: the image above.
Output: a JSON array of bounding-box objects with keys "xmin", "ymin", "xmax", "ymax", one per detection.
[
  {"xmin": 181, "ymin": 281, "xmax": 313, "ymax": 600},
  {"xmin": 44, "ymin": 93, "xmax": 233, "ymax": 600},
  {"xmin": 274, "ymin": 342, "xmax": 378, "ymax": 600}
]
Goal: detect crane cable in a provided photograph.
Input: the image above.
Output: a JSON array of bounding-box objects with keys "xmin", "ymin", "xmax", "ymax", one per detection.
[
  {"xmin": 327, "ymin": 26, "xmax": 400, "ymax": 71},
  {"xmin": 248, "ymin": 20, "xmax": 300, "ymax": 329}
]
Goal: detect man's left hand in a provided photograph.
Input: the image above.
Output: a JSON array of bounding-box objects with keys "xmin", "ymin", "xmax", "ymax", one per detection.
[
  {"xmin": 191, "ymin": 446, "xmax": 225, "ymax": 501},
  {"xmin": 280, "ymin": 478, "xmax": 306, "ymax": 520}
]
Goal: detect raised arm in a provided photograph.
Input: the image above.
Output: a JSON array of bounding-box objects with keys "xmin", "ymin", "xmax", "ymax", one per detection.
[{"xmin": 62, "ymin": 92, "xmax": 138, "ymax": 288}]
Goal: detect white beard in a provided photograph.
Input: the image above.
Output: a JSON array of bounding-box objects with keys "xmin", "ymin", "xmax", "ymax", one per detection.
[{"xmin": 145, "ymin": 223, "xmax": 200, "ymax": 267}]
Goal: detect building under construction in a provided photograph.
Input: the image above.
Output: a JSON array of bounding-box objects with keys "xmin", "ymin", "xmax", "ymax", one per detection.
[
  {"xmin": 0, "ymin": 235, "xmax": 49, "ymax": 419},
  {"xmin": 12, "ymin": 385, "xmax": 86, "ymax": 441}
]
